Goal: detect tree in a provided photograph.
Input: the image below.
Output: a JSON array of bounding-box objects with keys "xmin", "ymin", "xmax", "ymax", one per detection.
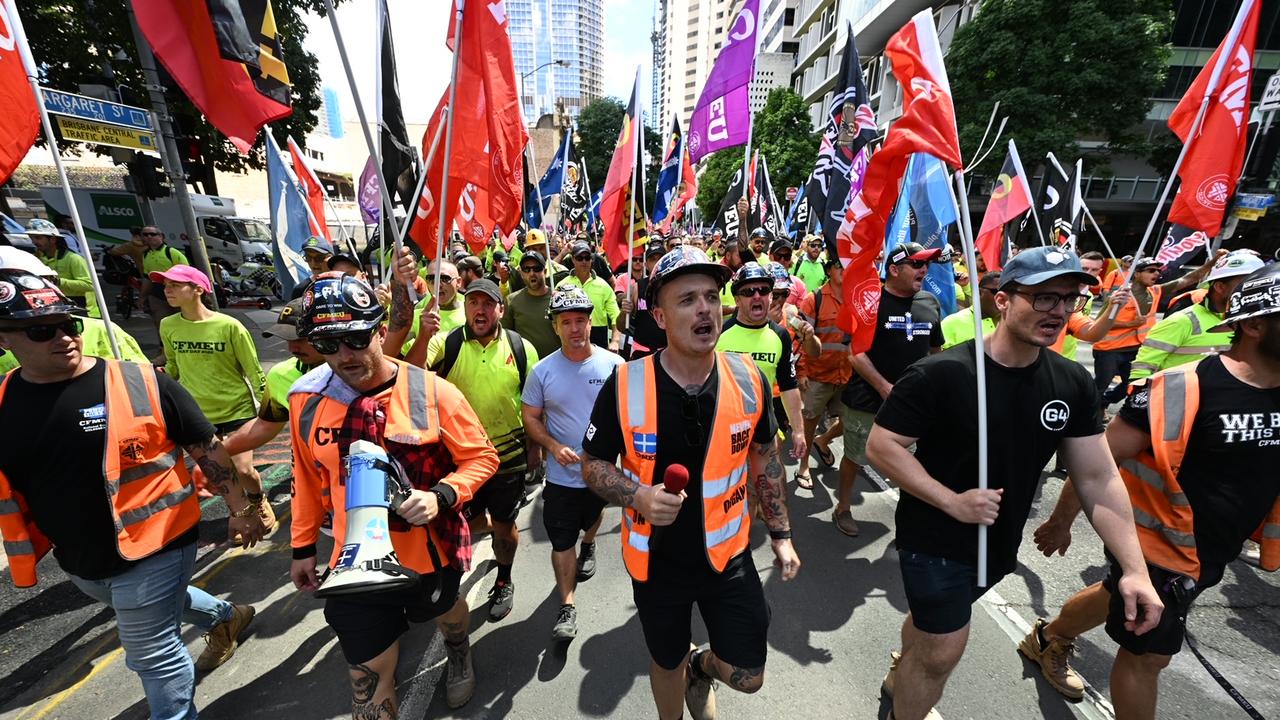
[
  {"xmin": 947, "ymin": 0, "xmax": 1172, "ymax": 176},
  {"xmin": 576, "ymin": 97, "xmax": 663, "ymax": 211},
  {"xmin": 695, "ymin": 87, "xmax": 819, "ymax": 217},
  {"xmin": 23, "ymin": 0, "xmax": 333, "ymax": 187}
]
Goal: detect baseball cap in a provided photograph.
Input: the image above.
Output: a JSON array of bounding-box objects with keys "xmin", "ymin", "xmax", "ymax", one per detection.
[
  {"xmin": 769, "ymin": 239, "xmax": 794, "ymax": 255},
  {"xmin": 519, "ymin": 250, "xmax": 546, "ymax": 269},
  {"xmin": 262, "ymin": 299, "xmax": 306, "ymax": 340},
  {"xmin": 570, "ymin": 241, "xmax": 592, "ymax": 257},
  {"xmin": 888, "ymin": 242, "xmax": 942, "ymax": 266},
  {"xmin": 148, "ymin": 264, "xmax": 213, "ymax": 294},
  {"xmin": 463, "ymin": 278, "xmax": 503, "ymax": 303},
  {"xmin": 997, "ymin": 247, "xmax": 1099, "ymax": 289},
  {"xmin": 644, "ymin": 243, "xmax": 667, "ymax": 259},
  {"xmin": 457, "ymin": 255, "xmax": 484, "ymax": 274},
  {"xmin": 1133, "ymin": 257, "xmax": 1164, "ymax": 272},
  {"xmin": 326, "ymin": 252, "xmax": 361, "ymax": 271},
  {"xmin": 492, "ymin": 250, "xmax": 509, "ymax": 264},
  {"xmin": 302, "ymin": 235, "xmax": 334, "ymax": 255}
]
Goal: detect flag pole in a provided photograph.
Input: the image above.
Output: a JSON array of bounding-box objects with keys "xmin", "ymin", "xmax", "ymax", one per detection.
[
  {"xmin": 1116, "ymin": 0, "xmax": 1253, "ymax": 308},
  {"xmin": 323, "ymin": 0, "xmax": 405, "ymax": 285},
  {"xmin": 558, "ymin": 124, "xmax": 572, "ymax": 231},
  {"xmin": 8, "ymin": 0, "xmax": 119, "ymax": 359},
  {"xmin": 578, "ymin": 123, "xmax": 594, "ymax": 231},
  {"xmin": 740, "ymin": 2, "xmax": 762, "ymax": 203},
  {"xmin": 289, "ymin": 134, "xmax": 358, "ymax": 260},
  {"xmin": 1046, "ymin": 152, "xmax": 1118, "ymax": 260},
  {"xmin": 433, "ymin": 1, "xmax": 466, "ymax": 304},
  {"xmin": 401, "ymin": 110, "xmax": 448, "ymax": 261},
  {"xmin": 624, "ymin": 69, "xmax": 642, "ymax": 331},
  {"xmin": 527, "ymin": 141, "xmax": 554, "ymax": 291},
  {"xmin": 945, "ymin": 168, "xmax": 988, "ymax": 587}
]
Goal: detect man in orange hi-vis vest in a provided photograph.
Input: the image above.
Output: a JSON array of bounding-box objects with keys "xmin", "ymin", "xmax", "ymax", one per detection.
[
  {"xmin": 582, "ymin": 246, "xmax": 800, "ymax": 720},
  {"xmin": 288, "ymin": 272, "xmax": 499, "ymax": 715},
  {"xmin": 0, "ymin": 269, "xmax": 266, "ymax": 719},
  {"xmin": 1025, "ymin": 262, "xmax": 1280, "ymax": 720}
]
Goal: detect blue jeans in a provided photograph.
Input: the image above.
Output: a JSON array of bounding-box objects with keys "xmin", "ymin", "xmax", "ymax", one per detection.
[
  {"xmin": 69, "ymin": 543, "xmax": 230, "ymax": 720},
  {"xmin": 1092, "ymin": 347, "xmax": 1138, "ymax": 407}
]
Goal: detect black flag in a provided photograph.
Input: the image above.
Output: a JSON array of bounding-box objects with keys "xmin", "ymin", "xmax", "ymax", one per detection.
[
  {"xmin": 559, "ymin": 135, "xmax": 589, "ymax": 229},
  {"xmin": 818, "ymin": 25, "xmax": 877, "ymax": 255},
  {"xmin": 712, "ymin": 152, "xmax": 781, "ymax": 240},
  {"xmin": 377, "ymin": 0, "xmax": 417, "ymax": 212}
]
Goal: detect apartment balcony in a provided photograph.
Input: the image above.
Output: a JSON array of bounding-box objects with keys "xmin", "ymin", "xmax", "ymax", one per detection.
[{"xmin": 793, "ymin": 0, "xmax": 834, "ymax": 37}]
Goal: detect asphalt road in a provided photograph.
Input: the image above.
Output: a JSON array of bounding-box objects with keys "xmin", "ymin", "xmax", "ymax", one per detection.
[{"xmin": 0, "ymin": 305, "xmax": 1276, "ymax": 719}]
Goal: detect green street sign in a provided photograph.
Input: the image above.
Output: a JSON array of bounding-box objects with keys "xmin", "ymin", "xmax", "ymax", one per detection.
[{"xmin": 90, "ymin": 192, "xmax": 143, "ymax": 230}]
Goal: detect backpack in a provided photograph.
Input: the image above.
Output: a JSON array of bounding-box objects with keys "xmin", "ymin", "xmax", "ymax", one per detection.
[{"xmin": 431, "ymin": 326, "xmax": 529, "ymax": 390}]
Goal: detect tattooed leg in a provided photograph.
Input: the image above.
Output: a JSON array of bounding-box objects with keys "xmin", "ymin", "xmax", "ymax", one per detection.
[
  {"xmin": 491, "ymin": 521, "xmax": 519, "ymax": 565},
  {"xmin": 349, "ymin": 643, "xmax": 399, "ymax": 719},
  {"xmin": 436, "ymin": 598, "xmax": 470, "ymax": 644},
  {"xmin": 696, "ymin": 649, "xmax": 765, "ymax": 694}
]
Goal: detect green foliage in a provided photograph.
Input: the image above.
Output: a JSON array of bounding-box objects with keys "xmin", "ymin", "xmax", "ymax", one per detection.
[
  {"xmin": 22, "ymin": 0, "xmax": 334, "ymax": 178},
  {"xmin": 696, "ymin": 87, "xmax": 818, "ymax": 216},
  {"xmin": 947, "ymin": 0, "xmax": 1172, "ymax": 176},
  {"xmin": 575, "ymin": 97, "xmax": 662, "ymax": 209}
]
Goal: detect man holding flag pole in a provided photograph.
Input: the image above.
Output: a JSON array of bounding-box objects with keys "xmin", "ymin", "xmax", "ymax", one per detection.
[{"xmin": 856, "ymin": 12, "xmax": 1161, "ymax": 720}]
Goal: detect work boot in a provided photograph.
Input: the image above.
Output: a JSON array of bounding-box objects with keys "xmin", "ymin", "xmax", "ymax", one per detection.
[
  {"xmin": 445, "ymin": 638, "xmax": 476, "ymax": 708},
  {"xmin": 195, "ymin": 604, "xmax": 255, "ymax": 672},
  {"xmin": 833, "ymin": 508, "xmax": 859, "ymax": 537},
  {"xmin": 576, "ymin": 543, "xmax": 597, "ymax": 582},
  {"xmin": 551, "ymin": 603, "xmax": 578, "ymax": 641},
  {"xmin": 488, "ymin": 580, "xmax": 515, "ymax": 621},
  {"xmin": 1018, "ymin": 618, "xmax": 1085, "ymax": 700},
  {"xmin": 257, "ymin": 497, "xmax": 276, "ymax": 533},
  {"xmin": 685, "ymin": 646, "xmax": 718, "ymax": 720}
]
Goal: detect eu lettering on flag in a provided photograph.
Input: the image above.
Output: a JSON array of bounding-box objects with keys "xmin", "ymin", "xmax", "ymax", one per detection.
[{"xmin": 632, "ymin": 432, "xmax": 658, "ymax": 455}]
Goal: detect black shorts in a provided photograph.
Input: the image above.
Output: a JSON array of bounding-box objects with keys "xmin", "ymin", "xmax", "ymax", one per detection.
[
  {"xmin": 632, "ymin": 554, "xmax": 770, "ymax": 671},
  {"xmin": 1102, "ymin": 555, "xmax": 1224, "ymax": 656},
  {"xmin": 542, "ymin": 483, "xmax": 607, "ymax": 552},
  {"xmin": 898, "ymin": 549, "xmax": 1000, "ymax": 635},
  {"xmin": 464, "ymin": 469, "xmax": 525, "ymax": 524},
  {"xmin": 213, "ymin": 417, "xmax": 253, "ymax": 437},
  {"xmin": 323, "ymin": 566, "xmax": 462, "ymax": 665}
]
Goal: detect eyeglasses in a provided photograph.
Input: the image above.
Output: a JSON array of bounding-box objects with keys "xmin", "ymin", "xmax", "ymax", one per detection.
[
  {"xmin": 3, "ymin": 318, "xmax": 83, "ymax": 342},
  {"xmin": 140, "ymin": 231, "xmax": 162, "ymax": 237},
  {"xmin": 1012, "ymin": 290, "xmax": 1090, "ymax": 313},
  {"xmin": 680, "ymin": 392, "xmax": 705, "ymax": 447},
  {"xmin": 736, "ymin": 286, "xmax": 772, "ymax": 298},
  {"xmin": 519, "ymin": 265, "xmax": 543, "ymax": 274},
  {"xmin": 309, "ymin": 330, "xmax": 376, "ymax": 355}
]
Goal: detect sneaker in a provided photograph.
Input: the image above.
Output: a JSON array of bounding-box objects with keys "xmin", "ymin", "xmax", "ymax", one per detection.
[
  {"xmin": 576, "ymin": 544, "xmax": 597, "ymax": 582},
  {"xmin": 551, "ymin": 604, "xmax": 578, "ymax": 641},
  {"xmin": 833, "ymin": 508, "xmax": 859, "ymax": 537},
  {"xmin": 1018, "ymin": 618, "xmax": 1085, "ymax": 700},
  {"xmin": 488, "ymin": 580, "xmax": 515, "ymax": 621},
  {"xmin": 444, "ymin": 639, "xmax": 476, "ymax": 708},
  {"xmin": 1240, "ymin": 539, "xmax": 1261, "ymax": 567},
  {"xmin": 195, "ymin": 604, "xmax": 255, "ymax": 672},
  {"xmin": 685, "ymin": 646, "xmax": 718, "ymax": 720}
]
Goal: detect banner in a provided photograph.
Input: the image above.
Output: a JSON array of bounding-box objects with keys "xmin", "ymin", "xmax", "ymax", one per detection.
[
  {"xmin": 376, "ymin": 0, "xmax": 417, "ymax": 211},
  {"xmin": 601, "ymin": 71, "xmax": 645, "ymax": 267},
  {"xmin": 686, "ymin": 0, "xmax": 759, "ymax": 164},
  {"xmin": 0, "ymin": 0, "xmax": 39, "ymax": 185},
  {"xmin": 974, "ymin": 140, "xmax": 1033, "ymax": 270},
  {"xmin": 1154, "ymin": 223, "xmax": 1209, "ymax": 281},
  {"xmin": 357, "ymin": 156, "xmax": 380, "ymax": 225},
  {"xmin": 818, "ymin": 24, "xmax": 878, "ymax": 255},
  {"xmin": 264, "ymin": 133, "xmax": 311, "ymax": 297}
]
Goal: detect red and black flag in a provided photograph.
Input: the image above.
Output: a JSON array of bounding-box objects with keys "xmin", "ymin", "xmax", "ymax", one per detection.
[
  {"xmin": 600, "ymin": 70, "xmax": 646, "ymax": 268},
  {"xmin": 974, "ymin": 140, "xmax": 1033, "ymax": 271}
]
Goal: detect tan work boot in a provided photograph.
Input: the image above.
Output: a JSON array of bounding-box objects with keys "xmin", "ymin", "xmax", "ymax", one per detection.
[
  {"xmin": 257, "ymin": 497, "xmax": 276, "ymax": 533},
  {"xmin": 195, "ymin": 604, "xmax": 255, "ymax": 672},
  {"xmin": 685, "ymin": 646, "xmax": 718, "ymax": 720},
  {"xmin": 445, "ymin": 639, "xmax": 476, "ymax": 708},
  {"xmin": 1018, "ymin": 618, "xmax": 1085, "ymax": 699}
]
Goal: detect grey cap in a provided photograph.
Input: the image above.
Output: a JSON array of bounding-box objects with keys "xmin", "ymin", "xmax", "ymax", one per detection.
[
  {"xmin": 998, "ymin": 247, "xmax": 1099, "ymax": 290},
  {"xmin": 463, "ymin": 278, "xmax": 504, "ymax": 303}
]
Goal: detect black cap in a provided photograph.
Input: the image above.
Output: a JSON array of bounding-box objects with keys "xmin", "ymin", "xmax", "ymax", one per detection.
[
  {"xmin": 327, "ymin": 252, "xmax": 361, "ymax": 270},
  {"xmin": 769, "ymin": 239, "xmax": 793, "ymax": 254},
  {"xmin": 519, "ymin": 250, "xmax": 546, "ymax": 268},
  {"xmin": 644, "ymin": 243, "xmax": 667, "ymax": 259},
  {"xmin": 492, "ymin": 250, "xmax": 509, "ymax": 264},
  {"xmin": 570, "ymin": 241, "xmax": 592, "ymax": 257},
  {"xmin": 463, "ymin": 278, "xmax": 504, "ymax": 303},
  {"xmin": 0, "ymin": 269, "xmax": 79, "ymax": 321},
  {"xmin": 263, "ymin": 299, "xmax": 306, "ymax": 340}
]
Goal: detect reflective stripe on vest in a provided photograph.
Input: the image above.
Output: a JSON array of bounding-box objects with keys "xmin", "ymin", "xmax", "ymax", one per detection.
[
  {"xmin": 1095, "ymin": 286, "xmax": 1162, "ymax": 350},
  {"xmin": 1132, "ymin": 506, "xmax": 1197, "ymax": 547}
]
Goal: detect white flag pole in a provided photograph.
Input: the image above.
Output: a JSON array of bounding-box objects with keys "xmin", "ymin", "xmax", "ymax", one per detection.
[
  {"xmin": 8, "ymin": 0, "xmax": 119, "ymax": 358},
  {"xmin": 1007, "ymin": 140, "xmax": 1047, "ymax": 249},
  {"xmin": 1046, "ymin": 152, "xmax": 1118, "ymax": 262}
]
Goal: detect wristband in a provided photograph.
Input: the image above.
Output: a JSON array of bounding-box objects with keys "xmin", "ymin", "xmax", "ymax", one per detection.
[
  {"xmin": 231, "ymin": 502, "xmax": 260, "ymax": 519},
  {"xmin": 768, "ymin": 530, "xmax": 792, "ymax": 541}
]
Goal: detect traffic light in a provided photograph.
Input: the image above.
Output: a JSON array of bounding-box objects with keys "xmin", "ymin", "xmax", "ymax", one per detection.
[{"xmin": 126, "ymin": 153, "xmax": 171, "ymax": 199}]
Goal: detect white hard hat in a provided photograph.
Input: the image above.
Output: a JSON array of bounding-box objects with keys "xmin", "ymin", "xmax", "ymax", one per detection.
[
  {"xmin": 1202, "ymin": 249, "xmax": 1265, "ymax": 286},
  {"xmin": 0, "ymin": 246, "xmax": 57, "ymax": 278}
]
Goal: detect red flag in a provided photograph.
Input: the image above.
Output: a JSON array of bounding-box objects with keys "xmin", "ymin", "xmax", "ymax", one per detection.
[
  {"xmin": 837, "ymin": 10, "xmax": 962, "ymax": 350},
  {"xmin": 601, "ymin": 71, "xmax": 643, "ymax": 268},
  {"xmin": 974, "ymin": 140, "xmax": 1032, "ymax": 271},
  {"xmin": 0, "ymin": 0, "xmax": 38, "ymax": 185},
  {"xmin": 1165, "ymin": 0, "xmax": 1259, "ymax": 236},
  {"xmin": 410, "ymin": 1, "xmax": 527, "ymax": 256},
  {"xmin": 287, "ymin": 136, "xmax": 330, "ymax": 240}
]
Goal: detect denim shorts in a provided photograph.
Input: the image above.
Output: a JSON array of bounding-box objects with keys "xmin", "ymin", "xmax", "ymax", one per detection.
[{"xmin": 898, "ymin": 549, "xmax": 1001, "ymax": 635}]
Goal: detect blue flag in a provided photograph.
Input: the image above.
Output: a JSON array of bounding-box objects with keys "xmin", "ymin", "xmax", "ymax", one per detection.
[
  {"xmin": 586, "ymin": 189, "xmax": 604, "ymax": 230},
  {"xmin": 884, "ymin": 153, "xmax": 959, "ymax": 315},
  {"xmin": 264, "ymin": 133, "xmax": 312, "ymax": 299},
  {"xmin": 653, "ymin": 117, "xmax": 683, "ymax": 225}
]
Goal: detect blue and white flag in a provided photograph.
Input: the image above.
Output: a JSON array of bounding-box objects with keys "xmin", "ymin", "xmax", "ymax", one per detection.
[
  {"xmin": 884, "ymin": 153, "xmax": 959, "ymax": 315},
  {"xmin": 586, "ymin": 188, "xmax": 604, "ymax": 230},
  {"xmin": 264, "ymin": 133, "xmax": 311, "ymax": 298},
  {"xmin": 653, "ymin": 117, "xmax": 684, "ymax": 225}
]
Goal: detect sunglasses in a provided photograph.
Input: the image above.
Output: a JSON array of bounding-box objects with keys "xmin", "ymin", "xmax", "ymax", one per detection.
[
  {"xmin": 573, "ymin": 254, "xmax": 592, "ymax": 261},
  {"xmin": 140, "ymin": 231, "xmax": 163, "ymax": 237},
  {"xmin": 771, "ymin": 291, "xmax": 790, "ymax": 301},
  {"xmin": 898, "ymin": 259, "xmax": 929, "ymax": 269},
  {"xmin": 774, "ymin": 252, "xmax": 792, "ymax": 261},
  {"xmin": 736, "ymin": 286, "xmax": 772, "ymax": 298},
  {"xmin": 680, "ymin": 392, "xmax": 705, "ymax": 447},
  {"xmin": 519, "ymin": 265, "xmax": 544, "ymax": 273},
  {"xmin": 309, "ymin": 330, "xmax": 376, "ymax": 355},
  {"xmin": 4, "ymin": 318, "xmax": 83, "ymax": 342},
  {"xmin": 424, "ymin": 274, "xmax": 457, "ymax": 285}
]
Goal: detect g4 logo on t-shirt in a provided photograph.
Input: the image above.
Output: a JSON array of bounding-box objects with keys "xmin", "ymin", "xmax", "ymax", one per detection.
[{"xmin": 1040, "ymin": 400, "xmax": 1070, "ymax": 432}]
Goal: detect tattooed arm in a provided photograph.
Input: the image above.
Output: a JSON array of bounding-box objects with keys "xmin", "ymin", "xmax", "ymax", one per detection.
[
  {"xmin": 749, "ymin": 439, "xmax": 800, "ymax": 580},
  {"xmin": 184, "ymin": 436, "xmax": 266, "ymax": 547},
  {"xmin": 382, "ymin": 247, "xmax": 419, "ymax": 357},
  {"xmin": 583, "ymin": 454, "xmax": 682, "ymax": 526}
]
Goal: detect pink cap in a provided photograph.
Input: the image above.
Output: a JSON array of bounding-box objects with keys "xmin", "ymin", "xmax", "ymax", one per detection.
[{"xmin": 149, "ymin": 264, "xmax": 212, "ymax": 294}]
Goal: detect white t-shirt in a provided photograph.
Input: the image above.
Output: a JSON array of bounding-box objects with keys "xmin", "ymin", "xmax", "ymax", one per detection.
[{"xmin": 522, "ymin": 346, "xmax": 624, "ymax": 488}]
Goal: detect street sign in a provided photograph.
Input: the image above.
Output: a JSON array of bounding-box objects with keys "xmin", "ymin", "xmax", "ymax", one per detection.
[
  {"xmin": 1262, "ymin": 71, "xmax": 1280, "ymax": 113},
  {"xmin": 40, "ymin": 88, "xmax": 153, "ymax": 133},
  {"xmin": 56, "ymin": 116, "xmax": 158, "ymax": 152}
]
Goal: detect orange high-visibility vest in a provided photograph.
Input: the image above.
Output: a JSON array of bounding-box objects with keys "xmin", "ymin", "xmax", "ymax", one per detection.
[
  {"xmin": 616, "ymin": 352, "xmax": 766, "ymax": 582},
  {"xmin": 1119, "ymin": 364, "xmax": 1280, "ymax": 580},
  {"xmin": 0, "ymin": 361, "xmax": 199, "ymax": 588},
  {"xmin": 1094, "ymin": 285, "xmax": 1163, "ymax": 351}
]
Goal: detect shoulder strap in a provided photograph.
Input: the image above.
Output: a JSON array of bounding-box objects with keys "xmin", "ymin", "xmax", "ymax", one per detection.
[
  {"xmin": 505, "ymin": 328, "xmax": 528, "ymax": 390},
  {"xmin": 431, "ymin": 326, "xmax": 467, "ymax": 379},
  {"xmin": 813, "ymin": 286, "xmax": 823, "ymax": 322},
  {"xmin": 164, "ymin": 245, "xmax": 175, "ymax": 262}
]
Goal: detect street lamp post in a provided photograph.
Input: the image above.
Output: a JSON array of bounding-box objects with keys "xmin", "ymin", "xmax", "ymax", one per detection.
[{"xmin": 520, "ymin": 58, "xmax": 570, "ymax": 122}]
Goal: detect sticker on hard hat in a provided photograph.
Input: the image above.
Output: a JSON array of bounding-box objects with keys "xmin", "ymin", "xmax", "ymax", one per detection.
[
  {"xmin": 15, "ymin": 275, "xmax": 44, "ymax": 290},
  {"xmin": 335, "ymin": 543, "xmax": 361, "ymax": 570},
  {"xmin": 22, "ymin": 289, "xmax": 61, "ymax": 308},
  {"xmin": 349, "ymin": 286, "xmax": 373, "ymax": 309},
  {"xmin": 0, "ymin": 282, "xmax": 13, "ymax": 303}
]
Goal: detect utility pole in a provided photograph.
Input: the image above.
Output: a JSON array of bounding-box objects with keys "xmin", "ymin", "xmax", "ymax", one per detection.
[{"xmin": 125, "ymin": 5, "xmax": 219, "ymax": 307}]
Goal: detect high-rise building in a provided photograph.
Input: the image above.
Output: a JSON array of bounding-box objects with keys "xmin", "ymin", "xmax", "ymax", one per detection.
[
  {"xmin": 760, "ymin": 0, "xmax": 799, "ymax": 55},
  {"xmin": 508, "ymin": 0, "xmax": 604, "ymax": 124},
  {"xmin": 318, "ymin": 87, "xmax": 344, "ymax": 139}
]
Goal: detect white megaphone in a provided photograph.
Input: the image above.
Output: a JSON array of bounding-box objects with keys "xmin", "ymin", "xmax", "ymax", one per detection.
[{"xmin": 315, "ymin": 440, "xmax": 420, "ymax": 598}]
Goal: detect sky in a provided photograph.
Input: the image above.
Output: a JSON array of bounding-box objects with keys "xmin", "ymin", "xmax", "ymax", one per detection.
[{"xmin": 302, "ymin": 0, "xmax": 655, "ymax": 126}]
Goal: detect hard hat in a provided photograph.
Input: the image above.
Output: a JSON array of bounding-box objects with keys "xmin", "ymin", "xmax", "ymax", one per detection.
[
  {"xmin": 646, "ymin": 246, "xmax": 732, "ymax": 303},
  {"xmin": 547, "ymin": 286, "xmax": 594, "ymax": 317},
  {"xmin": 0, "ymin": 269, "xmax": 79, "ymax": 320},
  {"xmin": 1211, "ymin": 263, "xmax": 1280, "ymax": 332},
  {"xmin": 731, "ymin": 261, "xmax": 773, "ymax": 294},
  {"xmin": 298, "ymin": 272, "xmax": 386, "ymax": 338},
  {"xmin": 1202, "ymin": 249, "xmax": 1265, "ymax": 286},
  {"xmin": 25, "ymin": 219, "xmax": 60, "ymax": 236},
  {"xmin": 765, "ymin": 262, "xmax": 792, "ymax": 292}
]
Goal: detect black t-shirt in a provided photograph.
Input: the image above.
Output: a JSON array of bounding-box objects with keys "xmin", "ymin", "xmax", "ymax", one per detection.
[
  {"xmin": 628, "ymin": 277, "xmax": 668, "ymax": 353},
  {"xmin": 844, "ymin": 288, "xmax": 943, "ymax": 412},
  {"xmin": 0, "ymin": 360, "xmax": 215, "ymax": 579},
  {"xmin": 582, "ymin": 351, "xmax": 776, "ymax": 576},
  {"xmin": 876, "ymin": 342, "xmax": 1103, "ymax": 578},
  {"xmin": 1118, "ymin": 355, "xmax": 1280, "ymax": 567}
]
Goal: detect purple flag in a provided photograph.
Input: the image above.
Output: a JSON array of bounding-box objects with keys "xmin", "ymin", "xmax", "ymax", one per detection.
[
  {"xmin": 686, "ymin": 0, "xmax": 760, "ymax": 164},
  {"xmin": 358, "ymin": 156, "xmax": 381, "ymax": 225}
]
